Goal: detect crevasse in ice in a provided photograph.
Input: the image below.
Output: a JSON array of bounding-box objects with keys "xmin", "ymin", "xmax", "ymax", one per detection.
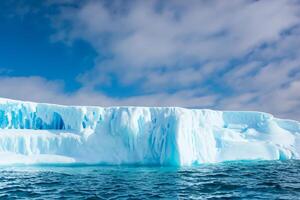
[{"xmin": 0, "ymin": 97, "xmax": 299, "ymax": 166}]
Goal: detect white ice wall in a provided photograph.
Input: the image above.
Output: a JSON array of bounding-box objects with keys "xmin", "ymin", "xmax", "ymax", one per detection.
[{"xmin": 0, "ymin": 97, "xmax": 299, "ymax": 166}]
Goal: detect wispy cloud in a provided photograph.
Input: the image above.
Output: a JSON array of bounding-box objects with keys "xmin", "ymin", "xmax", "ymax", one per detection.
[
  {"xmin": 0, "ymin": 76, "xmax": 217, "ymax": 108},
  {"xmin": 1, "ymin": 0, "xmax": 300, "ymax": 121},
  {"xmin": 55, "ymin": 0, "xmax": 299, "ymax": 89}
]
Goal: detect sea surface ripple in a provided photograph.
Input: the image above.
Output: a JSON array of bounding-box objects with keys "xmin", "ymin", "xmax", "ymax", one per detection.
[{"xmin": 0, "ymin": 160, "xmax": 300, "ymax": 199}]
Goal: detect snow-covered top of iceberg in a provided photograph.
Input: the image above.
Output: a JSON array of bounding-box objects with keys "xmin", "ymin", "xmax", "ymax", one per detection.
[{"xmin": 0, "ymin": 97, "xmax": 299, "ymax": 166}]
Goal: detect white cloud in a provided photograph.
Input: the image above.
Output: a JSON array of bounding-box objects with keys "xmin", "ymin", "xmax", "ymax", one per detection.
[
  {"xmin": 1, "ymin": 74, "xmax": 300, "ymax": 121},
  {"xmin": 0, "ymin": 76, "xmax": 64, "ymax": 103},
  {"xmin": 219, "ymin": 80, "xmax": 300, "ymax": 120},
  {"xmin": 0, "ymin": 76, "xmax": 217, "ymax": 108},
  {"xmin": 50, "ymin": 0, "xmax": 300, "ymax": 120},
  {"xmin": 76, "ymin": 0, "xmax": 296, "ymax": 63},
  {"xmin": 55, "ymin": 0, "xmax": 299, "ymax": 89},
  {"xmin": 220, "ymin": 55, "xmax": 300, "ymax": 120},
  {"xmin": 2, "ymin": 0, "xmax": 300, "ymax": 121}
]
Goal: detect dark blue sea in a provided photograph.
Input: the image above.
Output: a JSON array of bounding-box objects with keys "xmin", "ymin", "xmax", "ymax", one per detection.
[{"xmin": 0, "ymin": 160, "xmax": 299, "ymax": 199}]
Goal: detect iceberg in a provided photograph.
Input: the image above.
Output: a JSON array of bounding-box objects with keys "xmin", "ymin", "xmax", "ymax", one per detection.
[{"xmin": 0, "ymin": 97, "xmax": 299, "ymax": 166}]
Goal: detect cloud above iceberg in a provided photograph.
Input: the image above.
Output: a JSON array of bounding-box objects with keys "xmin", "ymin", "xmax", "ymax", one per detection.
[
  {"xmin": 0, "ymin": 0, "xmax": 300, "ymax": 120},
  {"xmin": 54, "ymin": 0, "xmax": 299, "ymax": 87}
]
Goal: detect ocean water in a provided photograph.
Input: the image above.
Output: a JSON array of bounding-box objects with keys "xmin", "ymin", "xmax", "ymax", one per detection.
[{"xmin": 0, "ymin": 160, "xmax": 299, "ymax": 199}]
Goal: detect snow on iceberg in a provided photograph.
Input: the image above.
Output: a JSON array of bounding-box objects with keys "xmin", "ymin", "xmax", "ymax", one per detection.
[{"xmin": 0, "ymin": 97, "xmax": 299, "ymax": 166}]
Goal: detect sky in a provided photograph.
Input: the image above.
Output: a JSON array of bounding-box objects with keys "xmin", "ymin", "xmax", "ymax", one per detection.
[{"xmin": 0, "ymin": 0, "xmax": 300, "ymax": 120}]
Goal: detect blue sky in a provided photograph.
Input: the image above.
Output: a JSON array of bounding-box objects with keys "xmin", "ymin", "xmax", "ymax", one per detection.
[{"xmin": 0, "ymin": 0, "xmax": 300, "ymax": 120}]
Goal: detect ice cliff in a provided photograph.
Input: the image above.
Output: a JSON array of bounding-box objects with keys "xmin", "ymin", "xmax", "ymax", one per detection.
[{"xmin": 0, "ymin": 97, "xmax": 299, "ymax": 166}]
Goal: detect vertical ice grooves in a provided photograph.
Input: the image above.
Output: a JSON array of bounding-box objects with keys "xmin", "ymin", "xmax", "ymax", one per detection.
[
  {"xmin": 0, "ymin": 98, "xmax": 299, "ymax": 166},
  {"xmin": 0, "ymin": 109, "xmax": 65, "ymax": 130}
]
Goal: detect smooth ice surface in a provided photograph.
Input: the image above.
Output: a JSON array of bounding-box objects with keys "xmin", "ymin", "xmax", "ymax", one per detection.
[{"xmin": 0, "ymin": 97, "xmax": 299, "ymax": 166}]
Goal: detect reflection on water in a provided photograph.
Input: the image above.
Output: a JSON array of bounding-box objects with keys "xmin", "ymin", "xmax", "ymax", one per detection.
[{"xmin": 0, "ymin": 160, "xmax": 300, "ymax": 199}]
